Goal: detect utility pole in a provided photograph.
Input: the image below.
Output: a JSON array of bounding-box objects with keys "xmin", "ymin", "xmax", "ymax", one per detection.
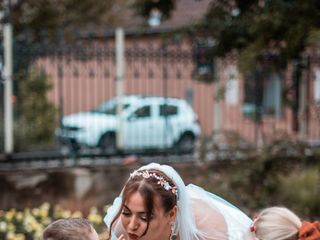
[
  {"xmin": 3, "ymin": 0, "xmax": 13, "ymax": 154},
  {"xmin": 115, "ymin": 28, "xmax": 125, "ymax": 150}
]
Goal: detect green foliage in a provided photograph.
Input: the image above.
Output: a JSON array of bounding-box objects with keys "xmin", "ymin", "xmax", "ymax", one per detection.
[
  {"xmin": 307, "ymin": 28, "xmax": 320, "ymax": 48},
  {"xmin": 15, "ymin": 69, "xmax": 57, "ymax": 151},
  {"xmin": 205, "ymin": 0, "xmax": 320, "ymax": 74},
  {"xmin": 199, "ymin": 131, "xmax": 320, "ymax": 215},
  {"xmin": 7, "ymin": 0, "xmax": 119, "ymax": 42},
  {"xmin": 136, "ymin": 0, "xmax": 320, "ymax": 76},
  {"xmin": 278, "ymin": 167, "xmax": 320, "ymax": 218},
  {"xmin": 202, "ymin": 154, "xmax": 320, "ymax": 217}
]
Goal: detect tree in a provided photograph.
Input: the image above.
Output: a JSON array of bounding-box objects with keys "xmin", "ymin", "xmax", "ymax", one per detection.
[
  {"xmin": 15, "ymin": 69, "xmax": 57, "ymax": 150},
  {"xmin": 133, "ymin": 0, "xmax": 320, "ymax": 74},
  {"xmin": 1, "ymin": 0, "xmax": 128, "ymax": 42}
]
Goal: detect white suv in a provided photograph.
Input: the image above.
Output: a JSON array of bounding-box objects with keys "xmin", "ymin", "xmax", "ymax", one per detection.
[{"xmin": 56, "ymin": 95, "xmax": 201, "ymax": 154}]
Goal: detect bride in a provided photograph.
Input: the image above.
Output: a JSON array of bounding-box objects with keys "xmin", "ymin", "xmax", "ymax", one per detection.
[{"xmin": 104, "ymin": 163, "xmax": 253, "ymax": 240}]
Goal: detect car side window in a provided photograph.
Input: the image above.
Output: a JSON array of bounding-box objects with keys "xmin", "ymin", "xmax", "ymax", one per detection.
[
  {"xmin": 132, "ymin": 105, "xmax": 151, "ymax": 118},
  {"xmin": 160, "ymin": 104, "xmax": 178, "ymax": 117},
  {"xmin": 94, "ymin": 103, "xmax": 130, "ymax": 115}
]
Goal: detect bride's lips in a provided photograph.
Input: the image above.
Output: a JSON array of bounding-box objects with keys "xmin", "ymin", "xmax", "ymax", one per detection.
[{"xmin": 128, "ymin": 233, "xmax": 139, "ymax": 240}]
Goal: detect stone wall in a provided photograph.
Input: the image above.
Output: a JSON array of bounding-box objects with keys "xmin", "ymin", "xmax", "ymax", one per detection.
[{"xmin": 1, "ymin": 162, "xmax": 224, "ymax": 213}]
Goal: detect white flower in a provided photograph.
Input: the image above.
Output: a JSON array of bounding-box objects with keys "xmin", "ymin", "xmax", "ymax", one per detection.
[
  {"xmin": 163, "ymin": 181, "xmax": 171, "ymax": 191},
  {"xmin": 0, "ymin": 221, "xmax": 7, "ymax": 232}
]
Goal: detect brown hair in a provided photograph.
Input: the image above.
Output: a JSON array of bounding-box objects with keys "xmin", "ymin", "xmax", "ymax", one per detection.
[
  {"xmin": 109, "ymin": 169, "xmax": 177, "ymax": 238},
  {"xmin": 41, "ymin": 218, "xmax": 95, "ymax": 240}
]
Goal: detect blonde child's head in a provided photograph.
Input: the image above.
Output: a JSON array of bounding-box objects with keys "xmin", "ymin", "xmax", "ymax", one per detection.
[{"xmin": 253, "ymin": 207, "xmax": 302, "ymax": 240}]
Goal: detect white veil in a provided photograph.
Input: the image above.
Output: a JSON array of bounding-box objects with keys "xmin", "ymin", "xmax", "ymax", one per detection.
[{"xmin": 104, "ymin": 163, "xmax": 252, "ymax": 240}]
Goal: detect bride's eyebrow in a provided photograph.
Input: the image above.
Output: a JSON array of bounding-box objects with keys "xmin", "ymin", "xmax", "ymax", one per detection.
[
  {"xmin": 123, "ymin": 205, "xmax": 147, "ymax": 215},
  {"xmin": 123, "ymin": 205, "xmax": 131, "ymax": 211}
]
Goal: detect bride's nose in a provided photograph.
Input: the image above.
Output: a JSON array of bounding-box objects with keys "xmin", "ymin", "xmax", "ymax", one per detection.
[{"xmin": 128, "ymin": 216, "xmax": 139, "ymax": 231}]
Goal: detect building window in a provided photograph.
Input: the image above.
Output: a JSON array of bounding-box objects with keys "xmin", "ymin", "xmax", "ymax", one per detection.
[
  {"xmin": 262, "ymin": 73, "xmax": 281, "ymax": 117},
  {"xmin": 193, "ymin": 38, "xmax": 215, "ymax": 82},
  {"xmin": 243, "ymin": 72, "xmax": 282, "ymax": 119}
]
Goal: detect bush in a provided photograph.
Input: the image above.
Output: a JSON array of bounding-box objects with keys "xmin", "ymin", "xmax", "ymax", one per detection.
[{"xmin": 278, "ymin": 167, "xmax": 320, "ymax": 218}]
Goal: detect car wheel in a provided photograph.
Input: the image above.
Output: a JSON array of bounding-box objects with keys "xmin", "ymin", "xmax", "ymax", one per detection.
[
  {"xmin": 99, "ymin": 134, "xmax": 117, "ymax": 155},
  {"xmin": 176, "ymin": 134, "xmax": 195, "ymax": 153},
  {"xmin": 59, "ymin": 139, "xmax": 80, "ymax": 156}
]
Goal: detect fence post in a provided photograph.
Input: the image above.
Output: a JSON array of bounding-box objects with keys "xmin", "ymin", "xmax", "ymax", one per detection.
[
  {"xmin": 213, "ymin": 59, "xmax": 222, "ymax": 142},
  {"xmin": 58, "ymin": 64, "xmax": 64, "ymax": 128},
  {"xmin": 3, "ymin": 0, "xmax": 13, "ymax": 155},
  {"xmin": 115, "ymin": 28, "xmax": 125, "ymax": 150},
  {"xmin": 298, "ymin": 54, "xmax": 310, "ymax": 141}
]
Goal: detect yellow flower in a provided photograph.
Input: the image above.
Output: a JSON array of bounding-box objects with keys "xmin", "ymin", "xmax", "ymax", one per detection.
[
  {"xmin": 88, "ymin": 213, "xmax": 102, "ymax": 225},
  {"xmin": 40, "ymin": 202, "xmax": 50, "ymax": 211},
  {"xmin": 7, "ymin": 223, "xmax": 15, "ymax": 233},
  {"xmin": 31, "ymin": 208, "xmax": 40, "ymax": 217},
  {"xmin": 71, "ymin": 211, "xmax": 83, "ymax": 218},
  {"xmin": 88, "ymin": 207, "xmax": 102, "ymax": 225},
  {"xmin": 6, "ymin": 231, "xmax": 15, "ymax": 240},
  {"xmin": 5, "ymin": 209, "xmax": 16, "ymax": 221},
  {"xmin": 39, "ymin": 207, "xmax": 49, "ymax": 219},
  {"xmin": 61, "ymin": 210, "xmax": 72, "ymax": 219},
  {"xmin": 10, "ymin": 233, "xmax": 25, "ymax": 240},
  {"xmin": 53, "ymin": 205, "xmax": 64, "ymax": 219},
  {"xmin": 23, "ymin": 215, "xmax": 38, "ymax": 233},
  {"xmin": 17, "ymin": 211, "xmax": 23, "ymax": 219},
  {"xmin": 41, "ymin": 217, "xmax": 51, "ymax": 226}
]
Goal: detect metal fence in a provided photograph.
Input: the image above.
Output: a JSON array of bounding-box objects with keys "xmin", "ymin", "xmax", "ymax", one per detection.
[{"xmin": 0, "ymin": 35, "xmax": 320, "ymax": 157}]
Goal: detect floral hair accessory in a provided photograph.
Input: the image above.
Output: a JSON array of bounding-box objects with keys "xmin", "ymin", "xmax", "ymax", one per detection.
[{"xmin": 130, "ymin": 170, "xmax": 178, "ymax": 198}]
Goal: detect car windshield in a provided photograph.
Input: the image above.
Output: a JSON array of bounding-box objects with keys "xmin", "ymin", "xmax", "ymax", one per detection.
[{"xmin": 92, "ymin": 101, "xmax": 130, "ymax": 115}]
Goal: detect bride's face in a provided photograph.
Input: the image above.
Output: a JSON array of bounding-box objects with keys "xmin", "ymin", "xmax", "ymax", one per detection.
[{"xmin": 121, "ymin": 191, "xmax": 176, "ymax": 240}]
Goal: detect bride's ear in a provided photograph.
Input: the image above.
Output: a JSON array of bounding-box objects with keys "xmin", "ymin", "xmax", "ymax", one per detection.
[{"xmin": 169, "ymin": 205, "xmax": 177, "ymax": 222}]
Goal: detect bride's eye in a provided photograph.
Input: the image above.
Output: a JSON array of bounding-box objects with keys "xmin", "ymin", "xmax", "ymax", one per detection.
[
  {"xmin": 121, "ymin": 209, "xmax": 131, "ymax": 216},
  {"xmin": 140, "ymin": 215, "xmax": 148, "ymax": 222}
]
